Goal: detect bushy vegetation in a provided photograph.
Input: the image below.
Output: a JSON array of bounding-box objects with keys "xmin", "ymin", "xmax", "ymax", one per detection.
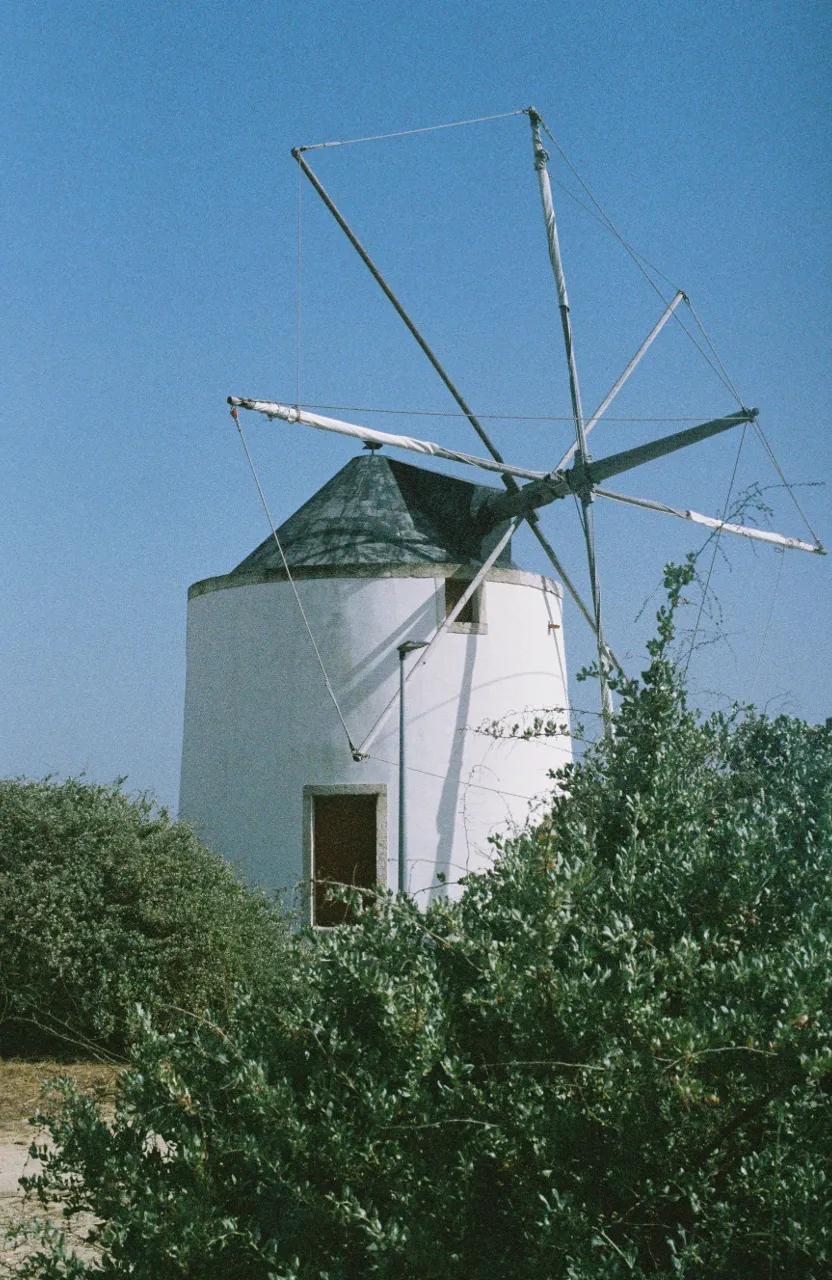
[
  {"xmin": 21, "ymin": 566, "xmax": 832, "ymax": 1277},
  {"xmin": 0, "ymin": 778, "xmax": 292, "ymax": 1058}
]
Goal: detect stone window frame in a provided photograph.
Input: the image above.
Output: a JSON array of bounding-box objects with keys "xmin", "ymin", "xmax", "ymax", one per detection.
[{"xmin": 438, "ymin": 572, "xmax": 488, "ymax": 635}]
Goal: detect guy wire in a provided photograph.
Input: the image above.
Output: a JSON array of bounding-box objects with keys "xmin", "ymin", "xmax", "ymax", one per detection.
[
  {"xmin": 230, "ymin": 407, "xmax": 359, "ymax": 757},
  {"xmin": 296, "ymin": 162, "xmax": 302, "ymax": 406},
  {"xmin": 296, "ymin": 110, "xmax": 526, "ymax": 152},
  {"xmin": 536, "ymin": 116, "xmax": 821, "ymax": 551},
  {"xmin": 748, "ymin": 548, "xmax": 785, "ymax": 703},
  {"xmin": 536, "ymin": 113, "xmax": 742, "ymax": 404},
  {"xmin": 683, "ymin": 424, "xmax": 747, "ymax": 678}
]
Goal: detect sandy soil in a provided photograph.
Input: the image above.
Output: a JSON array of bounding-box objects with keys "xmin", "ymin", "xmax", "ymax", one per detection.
[
  {"xmin": 0, "ymin": 1125, "xmax": 102, "ymax": 1276},
  {"xmin": 0, "ymin": 1123, "xmax": 47, "ymax": 1275},
  {"xmin": 0, "ymin": 1064, "xmax": 116, "ymax": 1275}
]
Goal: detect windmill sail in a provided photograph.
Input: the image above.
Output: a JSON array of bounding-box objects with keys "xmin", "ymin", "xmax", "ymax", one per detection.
[
  {"xmin": 595, "ymin": 488, "xmax": 823, "ymax": 554},
  {"xmin": 227, "ymin": 398, "xmax": 550, "ymax": 482}
]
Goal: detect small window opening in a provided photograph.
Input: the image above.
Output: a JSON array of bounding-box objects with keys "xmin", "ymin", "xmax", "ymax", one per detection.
[
  {"xmin": 445, "ymin": 577, "xmax": 481, "ymax": 626},
  {"xmin": 312, "ymin": 793, "xmax": 378, "ymax": 926}
]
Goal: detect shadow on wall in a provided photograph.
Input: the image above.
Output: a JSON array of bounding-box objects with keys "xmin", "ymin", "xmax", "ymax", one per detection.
[
  {"xmin": 427, "ymin": 632, "xmax": 476, "ymax": 904},
  {"xmin": 334, "ymin": 584, "xmax": 436, "ymax": 725}
]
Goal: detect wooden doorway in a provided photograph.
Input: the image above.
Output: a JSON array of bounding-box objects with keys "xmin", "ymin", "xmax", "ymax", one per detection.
[{"xmin": 306, "ymin": 788, "xmax": 385, "ymax": 926}]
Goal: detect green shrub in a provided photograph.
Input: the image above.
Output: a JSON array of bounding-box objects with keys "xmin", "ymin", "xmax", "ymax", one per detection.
[
  {"xmin": 0, "ymin": 778, "xmax": 292, "ymax": 1058},
  {"xmin": 22, "ymin": 567, "xmax": 832, "ymax": 1277}
]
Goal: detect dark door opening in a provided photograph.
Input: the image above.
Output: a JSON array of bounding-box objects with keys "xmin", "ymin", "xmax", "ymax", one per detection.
[
  {"xmin": 444, "ymin": 577, "xmax": 482, "ymax": 627},
  {"xmin": 312, "ymin": 792, "xmax": 378, "ymax": 926}
]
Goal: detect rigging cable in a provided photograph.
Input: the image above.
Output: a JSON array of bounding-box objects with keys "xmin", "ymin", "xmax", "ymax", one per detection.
[
  {"xmin": 683, "ymin": 300, "xmax": 822, "ymax": 548},
  {"xmin": 683, "ymin": 297, "xmax": 743, "ymax": 403},
  {"xmin": 535, "ymin": 114, "xmax": 743, "ymax": 405},
  {"xmin": 682, "ymin": 424, "xmax": 747, "ymax": 678},
  {"xmin": 296, "ymin": 100, "xmax": 816, "ymax": 551},
  {"xmin": 295, "ymin": 104, "xmax": 727, "ymax": 400},
  {"xmin": 366, "ymin": 754, "xmax": 538, "ymax": 803},
  {"xmin": 750, "ymin": 419, "xmax": 823, "ymax": 547},
  {"xmin": 294, "ymin": 402, "xmax": 716, "ymax": 423},
  {"xmin": 287, "ymin": 107, "xmax": 822, "ymax": 698},
  {"xmin": 230, "ymin": 405, "xmax": 360, "ymax": 758},
  {"xmin": 534, "ymin": 113, "xmax": 822, "ymax": 555},
  {"xmin": 747, "ymin": 548, "xmax": 785, "ymax": 703},
  {"xmin": 295, "ymin": 110, "xmax": 527, "ymax": 152},
  {"xmin": 296, "ymin": 160, "xmax": 302, "ymax": 406}
]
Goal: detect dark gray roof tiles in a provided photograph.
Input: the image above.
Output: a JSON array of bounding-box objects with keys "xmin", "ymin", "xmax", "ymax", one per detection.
[{"xmin": 232, "ymin": 454, "xmax": 517, "ymax": 574}]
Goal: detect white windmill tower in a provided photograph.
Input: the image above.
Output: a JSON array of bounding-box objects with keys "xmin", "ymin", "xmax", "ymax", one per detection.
[
  {"xmin": 179, "ymin": 451, "xmax": 571, "ymax": 923},
  {"xmin": 180, "ymin": 108, "xmax": 823, "ymax": 925}
]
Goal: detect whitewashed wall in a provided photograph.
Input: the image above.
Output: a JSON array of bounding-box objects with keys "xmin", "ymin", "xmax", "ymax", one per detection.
[{"xmin": 179, "ymin": 566, "xmax": 571, "ymax": 914}]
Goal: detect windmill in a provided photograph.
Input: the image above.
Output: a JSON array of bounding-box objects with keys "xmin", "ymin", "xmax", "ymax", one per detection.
[
  {"xmin": 181, "ymin": 108, "xmax": 824, "ymax": 922},
  {"xmin": 229, "ymin": 107, "xmax": 823, "ymax": 738}
]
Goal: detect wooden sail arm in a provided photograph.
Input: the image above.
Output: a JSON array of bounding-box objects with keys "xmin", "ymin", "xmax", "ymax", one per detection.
[
  {"xmin": 594, "ymin": 487, "xmax": 825, "ymax": 554},
  {"xmin": 478, "ymin": 409, "xmax": 758, "ymax": 527},
  {"xmin": 352, "ymin": 517, "xmax": 524, "ymax": 760},
  {"xmin": 227, "ymin": 397, "xmax": 550, "ymax": 483},
  {"xmin": 290, "ymin": 147, "xmax": 523, "ymax": 494},
  {"xmin": 228, "ymin": 395, "xmax": 623, "ymax": 670},
  {"xmin": 290, "ymin": 139, "xmax": 627, "ymax": 661},
  {"xmin": 554, "ymin": 290, "xmax": 686, "ymax": 472},
  {"xmin": 585, "ymin": 409, "xmax": 757, "ymax": 486}
]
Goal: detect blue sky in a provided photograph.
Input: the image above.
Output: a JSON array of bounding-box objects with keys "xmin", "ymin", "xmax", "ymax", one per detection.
[{"xmin": 2, "ymin": 0, "xmax": 829, "ymax": 808}]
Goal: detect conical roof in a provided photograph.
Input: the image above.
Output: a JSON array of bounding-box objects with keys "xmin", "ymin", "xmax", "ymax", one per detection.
[{"xmin": 232, "ymin": 454, "xmax": 516, "ymax": 574}]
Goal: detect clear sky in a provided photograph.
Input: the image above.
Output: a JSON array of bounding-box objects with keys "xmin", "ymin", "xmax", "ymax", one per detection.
[{"xmin": 2, "ymin": 0, "xmax": 829, "ymax": 809}]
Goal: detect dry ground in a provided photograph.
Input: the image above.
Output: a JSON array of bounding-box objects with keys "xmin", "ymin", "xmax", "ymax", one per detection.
[{"xmin": 0, "ymin": 1062, "xmax": 118, "ymax": 1276}]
